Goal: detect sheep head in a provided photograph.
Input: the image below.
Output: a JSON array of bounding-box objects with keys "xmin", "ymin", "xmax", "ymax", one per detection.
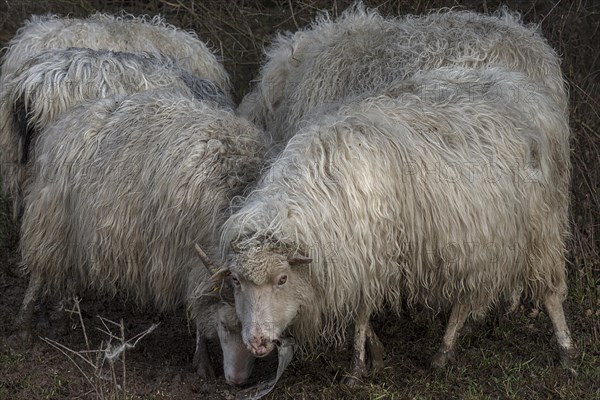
[{"xmin": 213, "ymin": 239, "xmax": 312, "ymax": 358}]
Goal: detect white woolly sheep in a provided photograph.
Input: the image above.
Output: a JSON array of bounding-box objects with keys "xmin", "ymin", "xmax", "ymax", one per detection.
[
  {"xmin": 240, "ymin": 5, "xmax": 567, "ymax": 146},
  {"xmin": 237, "ymin": 5, "xmax": 571, "ymax": 345},
  {"xmin": 213, "ymin": 66, "xmax": 576, "ymax": 384},
  {"xmin": 16, "ymin": 89, "xmax": 266, "ymax": 385},
  {"xmin": 0, "ymin": 47, "xmax": 233, "ymax": 220},
  {"xmin": 1, "ymin": 12, "xmax": 230, "ymax": 91}
]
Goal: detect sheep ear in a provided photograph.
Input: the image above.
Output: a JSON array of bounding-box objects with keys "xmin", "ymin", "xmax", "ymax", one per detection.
[
  {"xmin": 210, "ymin": 267, "xmax": 231, "ymax": 283},
  {"xmin": 288, "ymin": 254, "xmax": 312, "ymax": 266}
]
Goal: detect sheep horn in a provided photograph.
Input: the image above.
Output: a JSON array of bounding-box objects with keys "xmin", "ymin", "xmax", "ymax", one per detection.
[{"xmin": 194, "ymin": 243, "xmax": 216, "ymax": 273}]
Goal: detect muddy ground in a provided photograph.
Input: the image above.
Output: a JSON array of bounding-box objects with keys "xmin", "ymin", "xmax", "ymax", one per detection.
[
  {"xmin": 1, "ymin": 249, "xmax": 599, "ymax": 399},
  {"xmin": 1, "ymin": 0, "xmax": 599, "ymax": 399}
]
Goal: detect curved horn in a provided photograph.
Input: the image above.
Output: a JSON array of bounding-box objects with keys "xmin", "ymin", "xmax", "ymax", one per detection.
[{"xmin": 194, "ymin": 243, "xmax": 216, "ymax": 273}]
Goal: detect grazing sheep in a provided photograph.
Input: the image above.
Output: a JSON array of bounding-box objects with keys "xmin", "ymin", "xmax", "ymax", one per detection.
[
  {"xmin": 238, "ymin": 3, "xmax": 571, "ymax": 326},
  {"xmin": 213, "ymin": 67, "xmax": 576, "ymax": 384},
  {"xmin": 16, "ymin": 89, "xmax": 265, "ymax": 384},
  {"xmin": 1, "ymin": 12, "xmax": 230, "ymax": 92},
  {"xmin": 187, "ymin": 251, "xmax": 256, "ymax": 385},
  {"xmin": 240, "ymin": 5, "xmax": 567, "ymax": 146},
  {"xmin": 0, "ymin": 47, "xmax": 233, "ymax": 220}
]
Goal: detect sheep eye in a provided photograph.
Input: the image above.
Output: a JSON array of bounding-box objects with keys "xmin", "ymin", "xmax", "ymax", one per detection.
[
  {"xmin": 231, "ymin": 276, "xmax": 240, "ymax": 286},
  {"xmin": 277, "ymin": 274, "xmax": 288, "ymax": 286}
]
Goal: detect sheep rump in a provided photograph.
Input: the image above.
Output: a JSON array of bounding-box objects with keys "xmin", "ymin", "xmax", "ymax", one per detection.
[
  {"xmin": 21, "ymin": 89, "xmax": 263, "ymax": 309},
  {"xmin": 0, "ymin": 47, "xmax": 233, "ymax": 219}
]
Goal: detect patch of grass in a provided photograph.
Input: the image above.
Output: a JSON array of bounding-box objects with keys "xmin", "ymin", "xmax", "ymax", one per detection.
[
  {"xmin": 40, "ymin": 375, "xmax": 67, "ymax": 400},
  {"xmin": 0, "ymin": 348, "xmax": 26, "ymax": 365}
]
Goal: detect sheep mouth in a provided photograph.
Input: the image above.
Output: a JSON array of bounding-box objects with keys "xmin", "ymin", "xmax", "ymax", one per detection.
[{"xmin": 249, "ymin": 341, "xmax": 276, "ymax": 358}]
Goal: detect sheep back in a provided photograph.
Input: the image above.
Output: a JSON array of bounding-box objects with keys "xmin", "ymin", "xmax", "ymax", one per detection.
[{"xmin": 21, "ymin": 89, "xmax": 264, "ymax": 311}]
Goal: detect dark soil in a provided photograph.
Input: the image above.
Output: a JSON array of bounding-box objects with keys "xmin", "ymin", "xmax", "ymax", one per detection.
[
  {"xmin": 1, "ymin": 248, "xmax": 599, "ymax": 399},
  {"xmin": 1, "ymin": 1, "xmax": 599, "ymax": 399}
]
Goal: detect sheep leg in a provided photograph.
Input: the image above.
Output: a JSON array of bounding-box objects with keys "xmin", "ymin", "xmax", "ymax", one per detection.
[
  {"xmin": 34, "ymin": 295, "xmax": 69, "ymax": 333},
  {"xmin": 13, "ymin": 273, "xmax": 44, "ymax": 343},
  {"xmin": 505, "ymin": 284, "xmax": 523, "ymax": 315},
  {"xmin": 193, "ymin": 330, "xmax": 215, "ymax": 380},
  {"xmin": 431, "ymin": 303, "xmax": 470, "ymax": 369},
  {"xmin": 37, "ymin": 302, "xmax": 50, "ymax": 330},
  {"xmin": 51, "ymin": 297, "xmax": 71, "ymax": 336},
  {"xmin": 544, "ymin": 291, "xmax": 578, "ymax": 370},
  {"xmin": 341, "ymin": 308, "xmax": 371, "ymax": 386},
  {"xmin": 365, "ymin": 323, "xmax": 384, "ymax": 371}
]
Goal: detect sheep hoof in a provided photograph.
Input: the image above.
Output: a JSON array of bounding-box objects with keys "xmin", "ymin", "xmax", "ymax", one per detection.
[
  {"xmin": 559, "ymin": 346, "xmax": 579, "ymax": 376},
  {"xmin": 341, "ymin": 364, "xmax": 367, "ymax": 387},
  {"xmin": 37, "ymin": 312, "xmax": 51, "ymax": 330},
  {"xmin": 430, "ymin": 349, "xmax": 455, "ymax": 369},
  {"xmin": 196, "ymin": 362, "xmax": 216, "ymax": 381},
  {"xmin": 7, "ymin": 330, "xmax": 32, "ymax": 347},
  {"xmin": 340, "ymin": 374, "xmax": 362, "ymax": 387}
]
